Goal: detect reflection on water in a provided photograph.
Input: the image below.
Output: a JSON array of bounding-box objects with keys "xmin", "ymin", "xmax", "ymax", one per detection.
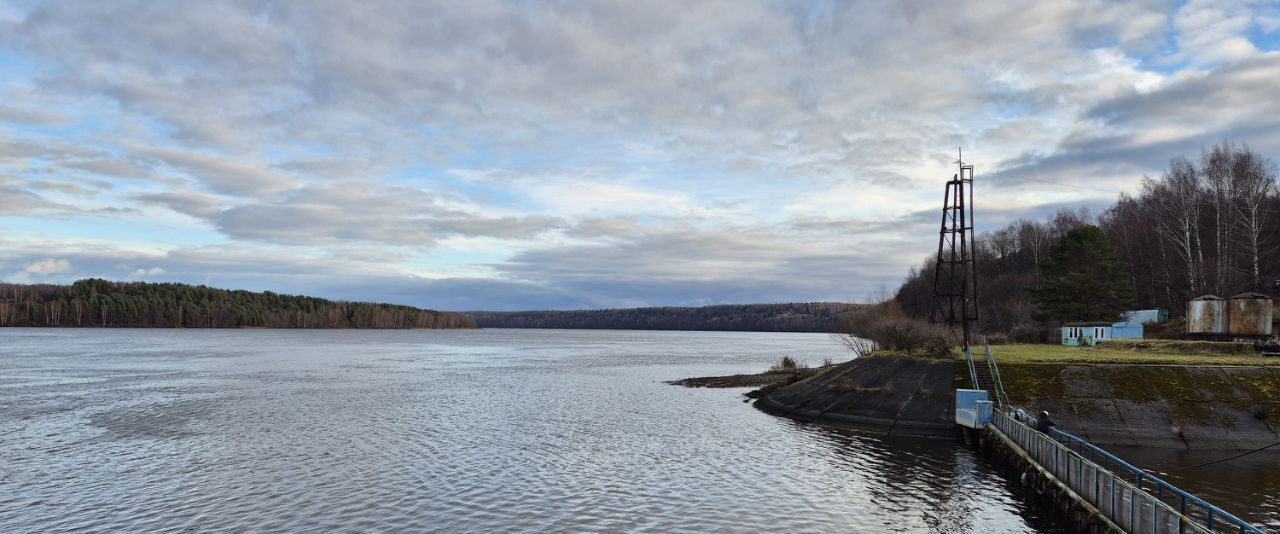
[
  {"xmin": 1, "ymin": 328, "xmax": 1055, "ymax": 532},
  {"xmin": 1111, "ymin": 446, "xmax": 1280, "ymax": 530}
]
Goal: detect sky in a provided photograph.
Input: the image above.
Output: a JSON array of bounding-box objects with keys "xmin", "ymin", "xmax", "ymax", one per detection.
[{"xmin": 1, "ymin": 0, "xmax": 1279, "ymax": 311}]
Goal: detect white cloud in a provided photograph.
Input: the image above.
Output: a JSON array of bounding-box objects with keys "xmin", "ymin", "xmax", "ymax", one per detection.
[
  {"xmin": 130, "ymin": 267, "xmax": 165, "ymax": 278},
  {"xmin": 0, "ymin": 1, "xmax": 1277, "ymax": 308},
  {"xmin": 8, "ymin": 258, "xmax": 72, "ymax": 282},
  {"xmin": 23, "ymin": 258, "xmax": 71, "ymax": 275},
  {"xmin": 1171, "ymin": 0, "xmax": 1261, "ymax": 66}
]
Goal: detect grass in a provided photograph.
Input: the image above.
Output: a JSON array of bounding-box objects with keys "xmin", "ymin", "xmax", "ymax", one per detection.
[{"xmin": 873, "ymin": 339, "xmax": 1280, "ymax": 366}]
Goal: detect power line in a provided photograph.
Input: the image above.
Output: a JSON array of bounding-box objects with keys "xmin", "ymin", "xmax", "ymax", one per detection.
[
  {"xmin": 1151, "ymin": 439, "xmax": 1280, "ymax": 474},
  {"xmin": 1013, "ymin": 176, "xmax": 1128, "ymax": 196}
]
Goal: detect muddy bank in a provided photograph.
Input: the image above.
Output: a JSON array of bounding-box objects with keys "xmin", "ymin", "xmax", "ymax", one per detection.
[{"xmin": 666, "ymin": 368, "xmax": 818, "ymax": 394}]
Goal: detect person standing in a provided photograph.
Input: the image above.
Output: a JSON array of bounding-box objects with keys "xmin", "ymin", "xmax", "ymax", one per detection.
[{"xmin": 1035, "ymin": 411, "xmax": 1056, "ymax": 433}]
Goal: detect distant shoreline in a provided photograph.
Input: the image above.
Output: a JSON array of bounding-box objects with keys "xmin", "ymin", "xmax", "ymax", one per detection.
[
  {"xmin": 467, "ymin": 302, "xmax": 861, "ymax": 333},
  {"xmin": 0, "ymin": 324, "xmax": 474, "ymax": 330},
  {"xmin": 0, "ymin": 279, "xmax": 475, "ymax": 329}
]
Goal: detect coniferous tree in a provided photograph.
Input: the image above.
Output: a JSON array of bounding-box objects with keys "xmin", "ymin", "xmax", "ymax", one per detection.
[
  {"xmin": 1028, "ymin": 225, "xmax": 1136, "ymax": 323},
  {"xmin": 0, "ymin": 279, "xmax": 474, "ymax": 329}
]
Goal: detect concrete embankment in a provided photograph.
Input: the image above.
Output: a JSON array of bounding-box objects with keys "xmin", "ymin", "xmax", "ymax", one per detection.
[
  {"xmin": 753, "ymin": 358, "xmax": 962, "ymax": 438},
  {"xmin": 755, "ymin": 356, "xmax": 1280, "ymax": 449},
  {"xmin": 1001, "ymin": 364, "xmax": 1280, "ymax": 449}
]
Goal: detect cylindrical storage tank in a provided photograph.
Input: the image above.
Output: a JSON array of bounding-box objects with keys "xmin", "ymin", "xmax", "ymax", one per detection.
[
  {"xmin": 1227, "ymin": 292, "xmax": 1274, "ymax": 336},
  {"xmin": 1187, "ymin": 295, "xmax": 1226, "ymax": 334}
]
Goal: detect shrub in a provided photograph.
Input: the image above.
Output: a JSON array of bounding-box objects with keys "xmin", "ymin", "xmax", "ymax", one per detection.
[
  {"xmin": 1144, "ymin": 317, "xmax": 1186, "ymax": 340},
  {"xmin": 838, "ymin": 299, "xmax": 959, "ymax": 357},
  {"xmin": 770, "ymin": 356, "xmax": 801, "ymax": 371},
  {"xmin": 983, "ymin": 334, "xmax": 1009, "ymax": 345}
]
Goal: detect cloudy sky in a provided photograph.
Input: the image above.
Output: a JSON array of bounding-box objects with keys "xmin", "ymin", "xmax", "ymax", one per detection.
[{"xmin": 1, "ymin": 1, "xmax": 1279, "ymax": 310}]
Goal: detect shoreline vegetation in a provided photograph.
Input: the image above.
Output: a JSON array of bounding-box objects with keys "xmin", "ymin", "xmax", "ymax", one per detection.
[
  {"xmin": 0, "ymin": 279, "xmax": 475, "ymax": 329},
  {"xmin": 894, "ymin": 141, "xmax": 1279, "ymax": 343},
  {"xmin": 468, "ymin": 302, "xmax": 860, "ymax": 332}
]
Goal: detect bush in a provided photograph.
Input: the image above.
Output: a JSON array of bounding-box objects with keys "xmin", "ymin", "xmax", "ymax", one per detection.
[
  {"xmin": 1008, "ymin": 325, "xmax": 1054, "ymax": 344},
  {"xmin": 983, "ymin": 334, "xmax": 1009, "ymax": 345},
  {"xmin": 1144, "ymin": 317, "xmax": 1186, "ymax": 340},
  {"xmin": 770, "ymin": 356, "xmax": 804, "ymax": 371},
  {"xmin": 838, "ymin": 299, "xmax": 959, "ymax": 357}
]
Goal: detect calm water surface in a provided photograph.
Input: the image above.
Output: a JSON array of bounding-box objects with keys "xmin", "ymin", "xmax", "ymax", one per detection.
[
  {"xmin": 1113, "ymin": 446, "xmax": 1280, "ymax": 529},
  {"xmin": 2, "ymin": 328, "xmax": 1060, "ymax": 532}
]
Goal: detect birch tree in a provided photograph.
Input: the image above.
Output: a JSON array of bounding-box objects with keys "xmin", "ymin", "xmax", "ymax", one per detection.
[
  {"xmin": 1145, "ymin": 157, "xmax": 1204, "ymax": 298},
  {"xmin": 1201, "ymin": 142, "xmax": 1235, "ymax": 293},
  {"xmin": 1229, "ymin": 146, "xmax": 1277, "ymax": 290}
]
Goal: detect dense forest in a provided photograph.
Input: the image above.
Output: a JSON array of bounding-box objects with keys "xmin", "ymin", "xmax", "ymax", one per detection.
[
  {"xmin": 469, "ymin": 302, "xmax": 860, "ymax": 332},
  {"xmin": 0, "ymin": 279, "xmax": 475, "ymax": 329},
  {"xmin": 895, "ymin": 141, "xmax": 1280, "ymax": 340}
]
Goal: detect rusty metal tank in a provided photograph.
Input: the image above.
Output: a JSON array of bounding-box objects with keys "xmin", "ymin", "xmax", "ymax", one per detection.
[
  {"xmin": 1226, "ymin": 292, "xmax": 1274, "ymax": 336},
  {"xmin": 1186, "ymin": 295, "xmax": 1226, "ymax": 334}
]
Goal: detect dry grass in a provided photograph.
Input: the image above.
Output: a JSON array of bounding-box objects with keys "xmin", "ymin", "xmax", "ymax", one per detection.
[{"xmin": 873, "ymin": 340, "xmax": 1280, "ymax": 366}]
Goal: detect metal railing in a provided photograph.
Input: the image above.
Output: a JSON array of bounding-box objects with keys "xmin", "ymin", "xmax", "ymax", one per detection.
[
  {"xmin": 963, "ymin": 345, "xmax": 979, "ymax": 390},
  {"xmin": 991, "ymin": 410, "xmax": 1263, "ymax": 534},
  {"xmin": 983, "ymin": 344, "xmax": 1008, "ymax": 408}
]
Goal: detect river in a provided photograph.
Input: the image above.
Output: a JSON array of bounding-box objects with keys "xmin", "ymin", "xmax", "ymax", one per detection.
[{"xmin": 1, "ymin": 328, "xmax": 1070, "ymax": 532}]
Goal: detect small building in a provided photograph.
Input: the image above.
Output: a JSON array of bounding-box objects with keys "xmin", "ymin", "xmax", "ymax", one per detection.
[
  {"xmin": 1062, "ymin": 322, "xmax": 1111, "ymax": 346},
  {"xmin": 1061, "ymin": 321, "xmax": 1144, "ymax": 346},
  {"xmin": 1187, "ymin": 293, "xmax": 1273, "ymax": 340},
  {"xmin": 1122, "ymin": 308, "xmax": 1168, "ymax": 324},
  {"xmin": 1111, "ymin": 321, "xmax": 1144, "ymax": 339}
]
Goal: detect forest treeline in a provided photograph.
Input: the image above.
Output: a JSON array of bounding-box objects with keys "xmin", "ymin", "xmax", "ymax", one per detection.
[
  {"xmin": 0, "ymin": 279, "xmax": 475, "ymax": 329},
  {"xmin": 894, "ymin": 140, "xmax": 1279, "ymax": 340},
  {"xmin": 469, "ymin": 302, "xmax": 860, "ymax": 332}
]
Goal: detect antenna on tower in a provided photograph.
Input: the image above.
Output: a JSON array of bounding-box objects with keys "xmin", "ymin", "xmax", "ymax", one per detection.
[{"xmin": 929, "ymin": 148, "xmax": 979, "ymax": 347}]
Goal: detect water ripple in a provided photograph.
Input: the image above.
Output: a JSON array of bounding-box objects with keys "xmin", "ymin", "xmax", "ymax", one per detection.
[{"xmin": 1, "ymin": 328, "xmax": 1058, "ymax": 533}]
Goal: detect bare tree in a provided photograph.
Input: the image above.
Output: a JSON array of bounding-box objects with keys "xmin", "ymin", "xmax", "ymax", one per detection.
[
  {"xmin": 1229, "ymin": 145, "xmax": 1278, "ymax": 290},
  {"xmin": 1016, "ymin": 219, "xmax": 1051, "ymax": 288},
  {"xmin": 1146, "ymin": 157, "xmax": 1204, "ymax": 298},
  {"xmin": 1201, "ymin": 142, "xmax": 1235, "ymax": 294}
]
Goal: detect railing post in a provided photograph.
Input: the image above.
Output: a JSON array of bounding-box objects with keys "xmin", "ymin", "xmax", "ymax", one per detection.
[
  {"xmin": 1179, "ymin": 497, "xmax": 1186, "ymax": 534},
  {"xmin": 1131, "ymin": 485, "xmax": 1136, "ymax": 531},
  {"xmin": 1094, "ymin": 464, "xmax": 1099, "ymax": 505}
]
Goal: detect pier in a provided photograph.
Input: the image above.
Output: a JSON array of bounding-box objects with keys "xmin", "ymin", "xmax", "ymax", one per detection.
[{"xmin": 958, "ymin": 348, "xmax": 1265, "ymax": 533}]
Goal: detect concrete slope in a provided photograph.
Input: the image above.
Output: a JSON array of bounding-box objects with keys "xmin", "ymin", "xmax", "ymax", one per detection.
[
  {"xmin": 1002, "ymin": 364, "xmax": 1280, "ymax": 450},
  {"xmin": 754, "ymin": 357, "xmax": 962, "ymax": 438},
  {"xmin": 756, "ymin": 357, "xmax": 1280, "ymax": 450}
]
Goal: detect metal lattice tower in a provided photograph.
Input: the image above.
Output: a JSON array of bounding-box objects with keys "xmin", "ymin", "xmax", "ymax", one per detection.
[{"xmin": 929, "ymin": 149, "xmax": 979, "ymax": 345}]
